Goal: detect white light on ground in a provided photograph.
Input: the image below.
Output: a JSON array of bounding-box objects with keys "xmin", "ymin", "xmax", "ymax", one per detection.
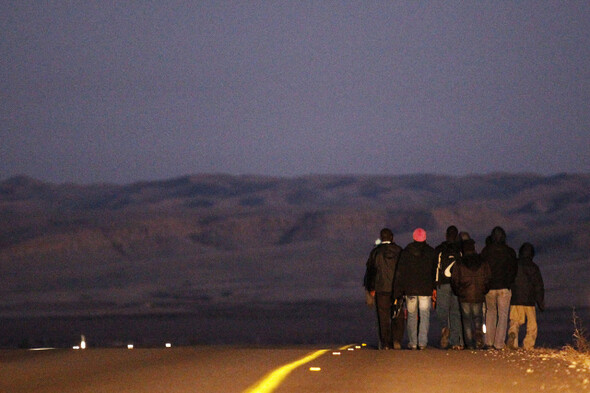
[
  {"xmin": 332, "ymin": 352, "xmax": 341, "ymax": 356},
  {"xmin": 347, "ymin": 348, "xmax": 354, "ymax": 351},
  {"xmin": 127, "ymin": 344, "xmax": 134, "ymax": 349},
  {"xmin": 72, "ymin": 346, "xmax": 80, "ymax": 350},
  {"xmin": 165, "ymin": 343, "xmax": 172, "ymax": 348}
]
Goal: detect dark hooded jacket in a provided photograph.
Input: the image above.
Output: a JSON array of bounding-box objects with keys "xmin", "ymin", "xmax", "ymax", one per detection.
[
  {"xmin": 393, "ymin": 241, "xmax": 437, "ymax": 298},
  {"xmin": 451, "ymin": 240, "xmax": 491, "ymax": 303},
  {"xmin": 364, "ymin": 242, "xmax": 403, "ymax": 293},
  {"xmin": 510, "ymin": 243, "xmax": 545, "ymax": 309},
  {"xmin": 480, "ymin": 227, "xmax": 517, "ymax": 290}
]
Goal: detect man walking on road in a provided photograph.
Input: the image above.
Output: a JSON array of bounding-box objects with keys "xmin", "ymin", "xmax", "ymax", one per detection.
[
  {"xmin": 394, "ymin": 228, "xmax": 437, "ymax": 350},
  {"xmin": 480, "ymin": 226, "xmax": 517, "ymax": 350},
  {"xmin": 364, "ymin": 228, "xmax": 404, "ymax": 349}
]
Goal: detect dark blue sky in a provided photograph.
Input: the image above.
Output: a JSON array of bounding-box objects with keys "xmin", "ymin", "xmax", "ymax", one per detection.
[{"xmin": 2, "ymin": 2, "xmax": 589, "ymax": 184}]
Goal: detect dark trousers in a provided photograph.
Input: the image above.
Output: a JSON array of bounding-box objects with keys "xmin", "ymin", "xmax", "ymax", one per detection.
[{"xmin": 375, "ymin": 292, "xmax": 405, "ymax": 348}]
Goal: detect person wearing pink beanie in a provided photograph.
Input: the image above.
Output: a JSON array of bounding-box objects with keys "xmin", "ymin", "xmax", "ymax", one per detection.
[{"xmin": 394, "ymin": 227, "xmax": 437, "ymax": 349}]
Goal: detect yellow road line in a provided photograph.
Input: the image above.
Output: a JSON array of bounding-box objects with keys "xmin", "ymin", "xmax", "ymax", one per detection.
[{"xmin": 242, "ymin": 349, "xmax": 329, "ymax": 393}]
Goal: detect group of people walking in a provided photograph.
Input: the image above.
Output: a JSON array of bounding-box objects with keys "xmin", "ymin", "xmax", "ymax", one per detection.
[{"xmin": 363, "ymin": 225, "xmax": 545, "ymax": 351}]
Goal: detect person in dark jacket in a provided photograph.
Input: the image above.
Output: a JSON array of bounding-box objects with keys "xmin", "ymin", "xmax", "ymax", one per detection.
[
  {"xmin": 434, "ymin": 225, "xmax": 464, "ymax": 349},
  {"xmin": 364, "ymin": 228, "xmax": 403, "ymax": 350},
  {"xmin": 507, "ymin": 242, "xmax": 545, "ymax": 350},
  {"xmin": 394, "ymin": 228, "xmax": 437, "ymax": 350},
  {"xmin": 480, "ymin": 226, "xmax": 517, "ymax": 349},
  {"xmin": 451, "ymin": 239, "xmax": 491, "ymax": 349}
]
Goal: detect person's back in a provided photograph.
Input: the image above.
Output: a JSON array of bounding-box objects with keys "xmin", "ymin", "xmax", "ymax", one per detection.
[
  {"xmin": 367, "ymin": 242, "xmax": 402, "ymax": 293},
  {"xmin": 511, "ymin": 243, "xmax": 544, "ymax": 308},
  {"xmin": 480, "ymin": 226, "xmax": 517, "ymax": 350},
  {"xmin": 507, "ymin": 242, "xmax": 545, "ymax": 350},
  {"xmin": 451, "ymin": 239, "xmax": 490, "ymax": 349},
  {"xmin": 481, "ymin": 227, "xmax": 517, "ymax": 290},
  {"xmin": 364, "ymin": 228, "xmax": 403, "ymax": 350},
  {"xmin": 394, "ymin": 228, "xmax": 436, "ymax": 350},
  {"xmin": 452, "ymin": 252, "xmax": 491, "ymax": 304}
]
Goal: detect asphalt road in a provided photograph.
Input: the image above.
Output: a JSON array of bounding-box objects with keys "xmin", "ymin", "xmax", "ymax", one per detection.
[{"xmin": 0, "ymin": 345, "xmax": 588, "ymax": 393}]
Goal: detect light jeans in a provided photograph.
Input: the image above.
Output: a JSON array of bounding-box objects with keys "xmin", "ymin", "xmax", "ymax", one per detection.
[
  {"xmin": 485, "ymin": 288, "xmax": 512, "ymax": 349},
  {"xmin": 406, "ymin": 295, "xmax": 431, "ymax": 348},
  {"xmin": 436, "ymin": 284, "xmax": 464, "ymax": 347}
]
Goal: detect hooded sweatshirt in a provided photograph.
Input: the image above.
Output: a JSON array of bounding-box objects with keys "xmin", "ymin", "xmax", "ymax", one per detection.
[
  {"xmin": 480, "ymin": 226, "xmax": 517, "ymax": 290},
  {"xmin": 510, "ymin": 243, "xmax": 545, "ymax": 309}
]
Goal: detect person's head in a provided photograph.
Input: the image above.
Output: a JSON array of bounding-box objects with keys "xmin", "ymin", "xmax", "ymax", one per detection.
[
  {"xmin": 462, "ymin": 239, "xmax": 476, "ymax": 255},
  {"xmin": 519, "ymin": 242, "xmax": 535, "ymax": 259},
  {"xmin": 380, "ymin": 228, "xmax": 393, "ymax": 242},
  {"xmin": 459, "ymin": 231, "xmax": 471, "ymax": 242},
  {"xmin": 413, "ymin": 228, "xmax": 426, "ymax": 242},
  {"xmin": 445, "ymin": 225, "xmax": 458, "ymax": 242},
  {"xmin": 490, "ymin": 226, "xmax": 507, "ymax": 244}
]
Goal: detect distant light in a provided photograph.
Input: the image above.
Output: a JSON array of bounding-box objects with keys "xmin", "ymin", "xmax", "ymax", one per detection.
[
  {"xmin": 347, "ymin": 348, "xmax": 354, "ymax": 351},
  {"xmin": 309, "ymin": 367, "xmax": 321, "ymax": 372},
  {"xmin": 362, "ymin": 343, "xmax": 367, "ymax": 347},
  {"xmin": 483, "ymin": 324, "xmax": 487, "ymax": 334},
  {"xmin": 72, "ymin": 346, "xmax": 80, "ymax": 350},
  {"xmin": 165, "ymin": 343, "xmax": 172, "ymax": 348},
  {"xmin": 332, "ymin": 352, "xmax": 341, "ymax": 356},
  {"xmin": 355, "ymin": 345, "xmax": 361, "ymax": 349},
  {"xmin": 80, "ymin": 335, "xmax": 86, "ymax": 350},
  {"xmin": 29, "ymin": 348, "xmax": 54, "ymax": 351},
  {"xmin": 127, "ymin": 344, "xmax": 134, "ymax": 349}
]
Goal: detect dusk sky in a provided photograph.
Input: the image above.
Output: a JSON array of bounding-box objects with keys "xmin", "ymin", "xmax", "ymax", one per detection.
[{"xmin": 2, "ymin": 2, "xmax": 589, "ymax": 184}]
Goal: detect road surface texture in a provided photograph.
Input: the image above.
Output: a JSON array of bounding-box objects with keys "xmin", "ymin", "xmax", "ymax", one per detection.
[{"xmin": 0, "ymin": 345, "xmax": 588, "ymax": 392}]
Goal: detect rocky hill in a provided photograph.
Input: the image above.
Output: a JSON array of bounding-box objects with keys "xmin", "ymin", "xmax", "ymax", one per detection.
[{"xmin": 0, "ymin": 173, "xmax": 588, "ymax": 315}]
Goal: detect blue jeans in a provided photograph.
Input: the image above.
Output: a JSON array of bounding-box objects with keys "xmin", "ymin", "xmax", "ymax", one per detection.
[
  {"xmin": 436, "ymin": 284, "xmax": 464, "ymax": 347},
  {"xmin": 406, "ymin": 295, "xmax": 431, "ymax": 348},
  {"xmin": 485, "ymin": 289, "xmax": 512, "ymax": 349},
  {"xmin": 460, "ymin": 302, "xmax": 484, "ymax": 349}
]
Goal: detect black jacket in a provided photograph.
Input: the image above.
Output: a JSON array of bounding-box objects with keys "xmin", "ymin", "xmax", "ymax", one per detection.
[
  {"xmin": 451, "ymin": 252, "xmax": 491, "ymax": 303},
  {"xmin": 364, "ymin": 242, "xmax": 402, "ymax": 293},
  {"xmin": 434, "ymin": 240, "xmax": 462, "ymax": 287},
  {"xmin": 510, "ymin": 243, "xmax": 545, "ymax": 309},
  {"xmin": 480, "ymin": 227, "xmax": 517, "ymax": 290},
  {"xmin": 393, "ymin": 241, "xmax": 436, "ymax": 298}
]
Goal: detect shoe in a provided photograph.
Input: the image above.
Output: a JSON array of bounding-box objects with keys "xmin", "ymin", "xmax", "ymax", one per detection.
[
  {"xmin": 451, "ymin": 345, "xmax": 464, "ymax": 350},
  {"xmin": 419, "ymin": 345, "xmax": 427, "ymax": 350},
  {"xmin": 408, "ymin": 345, "xmax": 417, "ymax": 350},
  {"xmin": 440, "ymin": 327, "xmax": 450, "ymax": 349},
  {"xmin": 507, "ymin": 332, "xmax": 517, "ymax": 350},
  {"xmin": 393, "ymin": 341, "xmax": 401, "ymax": 350}
]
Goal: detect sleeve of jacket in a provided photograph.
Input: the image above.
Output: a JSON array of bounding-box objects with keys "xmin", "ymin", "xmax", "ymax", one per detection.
[
  {"xmin": 483, "ymin": 261, "xmax": 492, "ymax": 294},
  {"xmin": 532, "ymin": 264, "xmax": 545, "ymax": 310},
  {"xmin": 393, "ymin": 251, "xmax": 406, "ymax": 299},
  {"xmin": 450, "ymin": 263, "xmax": 460, "ymax": 295},
  {"xmin": 364, "ymin": 248, "xmax": 377, "ymax": 291},
  {"xmin": 507, "ymin": 248, "xmax": 518, "ymax": 286}
]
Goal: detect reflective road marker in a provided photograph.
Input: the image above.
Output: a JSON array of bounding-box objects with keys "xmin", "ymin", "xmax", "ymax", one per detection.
[{"xmin": 242, "ymin": 349, "xmax": 328, "ymax": 393}]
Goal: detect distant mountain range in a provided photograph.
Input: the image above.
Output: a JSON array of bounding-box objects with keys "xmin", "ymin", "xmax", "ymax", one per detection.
[{"xmin": 1, "ymin": 173, "xmax": 589, "ymax": 315}]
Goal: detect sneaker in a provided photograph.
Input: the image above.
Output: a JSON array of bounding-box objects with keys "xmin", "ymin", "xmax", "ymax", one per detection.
[
  {"xmin": 507, "ymin": 332, "xmax": 518, "ymax": 350},
  {"xmin": 419, "ymin": 345, "xmax": 427, "ymax": 350},
  {"xmin": 440, "ymin": 327, "xmax": 450, "ymax": 349},
  {"xmin": 393, "ymin": 341, "xmax": 401, "ymax": 350},
  {"xmin": 451, "ymin": 345, "xmax": 464, "ymax": 350},
  {"xmin": 408, "ymin": 345, "xmax": 417, "ymax": 350}
]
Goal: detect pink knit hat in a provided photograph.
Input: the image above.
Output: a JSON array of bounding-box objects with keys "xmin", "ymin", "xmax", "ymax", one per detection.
[{"xmin": 413, "ymin": 228, "xmax": 426, "ymax": 242}]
